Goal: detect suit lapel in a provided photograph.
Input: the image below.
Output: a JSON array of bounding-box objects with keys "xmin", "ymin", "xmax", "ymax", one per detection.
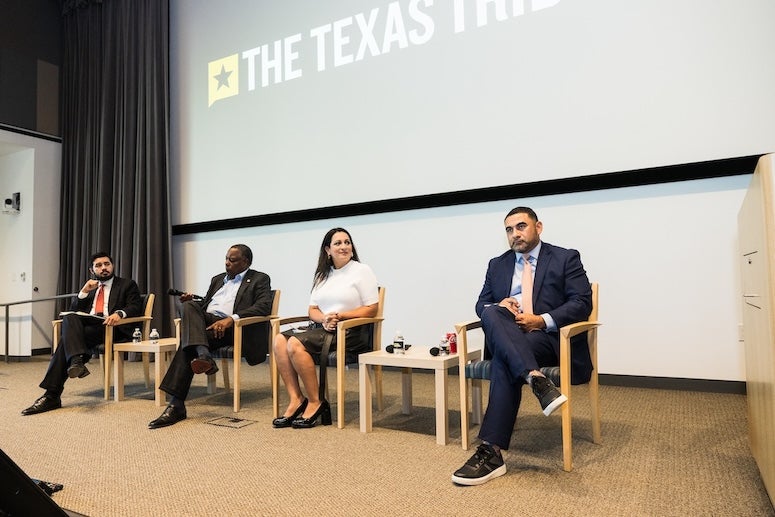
[
  {"xmin": 204, "ymin": 273, "xmax": 226, "ymax": 305},
  {"xmin": 533, "ymin": 243, "xmax": 552, "ymax": 298},
  {"xmin": 499, "ymin": 251, "xmax": 516, "ymax": 300},
  {"xmin": 106, "ymin": 277, "xmax": 120, "ymax": 313},
  {"xmin": 233, "ymin": 270, "xmax": 253, "ymax": 310}
]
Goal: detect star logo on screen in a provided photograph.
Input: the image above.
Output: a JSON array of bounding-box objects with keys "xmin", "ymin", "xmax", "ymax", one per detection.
[{"xmin": 208, "ymin": 54, "xmax": 239, "ymax": 107}]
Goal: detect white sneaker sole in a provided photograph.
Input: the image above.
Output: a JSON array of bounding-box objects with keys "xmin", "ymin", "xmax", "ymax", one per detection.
[
  {"xmin": 451, "ymin": 464, "xmax": 507, "ymax": 486},
  {"xmin": 542, "ymin": 393, "xmax": 568, "ymax": 416}
]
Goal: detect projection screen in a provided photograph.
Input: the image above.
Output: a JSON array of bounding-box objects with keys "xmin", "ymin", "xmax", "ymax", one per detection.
[{"xmin": 170, "ymin": 0, "xmax": 775, "ymax": 226}]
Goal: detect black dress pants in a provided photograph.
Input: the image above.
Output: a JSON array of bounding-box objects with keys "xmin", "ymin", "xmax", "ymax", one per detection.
[
  {"xmin": 39, "ymin": 314, "xmax": 128, "ymax": 394},
  {"xmin": 158, "ymin": 301, "xmax": 233, "ymax": 400}
]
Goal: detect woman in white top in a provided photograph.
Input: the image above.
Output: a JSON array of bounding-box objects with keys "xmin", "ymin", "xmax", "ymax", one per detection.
[{"xmin": 273, "ymin": 228, "xmax": 379, "ymax": 429}]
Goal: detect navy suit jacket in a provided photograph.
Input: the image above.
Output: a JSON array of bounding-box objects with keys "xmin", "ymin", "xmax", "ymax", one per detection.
[
  {"xmin": 476, "ymin": 242, "xmax": 594, "ymax": 384},
  {"xmin": 199, "ymin": 269, "xmax": 272, "ymax": 365}
]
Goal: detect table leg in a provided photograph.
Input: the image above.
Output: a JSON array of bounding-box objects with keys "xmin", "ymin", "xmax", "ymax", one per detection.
[
  {"xmin": 154, "ymin": 351, "xmax": 164, "ymax": 406},
  {"xmin": 435, "ymin": 367, "xmax": 449, "ymax": 445},
  {"xmin": 359, "ymin": 362, "xmax": 372, "ymax": 433},
  {"xmin": 113, "ymin": 351, "xmax": 125, "ymax": 402},
  {"xmin": 401, "ymin": 367, "xmax": 413, "ymax": 415}
]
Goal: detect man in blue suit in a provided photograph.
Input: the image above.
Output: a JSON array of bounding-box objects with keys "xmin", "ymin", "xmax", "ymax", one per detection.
[{"xmin": 452, "ymin": 207, "xmax": 592, "ymax": 485}]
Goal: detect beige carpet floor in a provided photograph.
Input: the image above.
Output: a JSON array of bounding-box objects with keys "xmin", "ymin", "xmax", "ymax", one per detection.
[{"xmin": 0, "ymin": 356, "xmax": 773, "ymax": 516}]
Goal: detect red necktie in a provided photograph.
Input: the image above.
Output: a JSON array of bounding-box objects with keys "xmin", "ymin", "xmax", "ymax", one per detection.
[
  {"xmin": 521, "ymin": 255, "xmax": 533, "ymax": 315},
  {"xmin": 94, "ymin": 284, "xmax": 105, "ymax": 315}
]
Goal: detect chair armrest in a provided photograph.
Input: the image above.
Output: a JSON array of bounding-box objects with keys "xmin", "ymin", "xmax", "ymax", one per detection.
[
  {"xmin": 275, "ymin": 316, "xmax": 311, "ymax": 326},
  {"xmin": 454, "ymin": 320, "xmax": 482, "ymax": 334},
  {"xmin": 234, "ymin": 315, "xmax": 275, "ymax": 328},
  {"xmin": 337, "ymin": 317, "xmax": 383, "ymax": 331},
  {"xmin": 560, "ymin": 321, "xmax": 601, "ymax": 340},
  {"xmin": 455, "ymin": 319, "xmax": 483, "ymax": 372},
  {"xmin": 270, "ymin": 315, "xmax": 310, "ymax": 337},
  {"xmin": 114, "ymin": 315, "xmax": 152, "ymax": 328}
]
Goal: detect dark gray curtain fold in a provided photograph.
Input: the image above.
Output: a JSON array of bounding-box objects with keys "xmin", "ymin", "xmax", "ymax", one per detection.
[{"xmin": 57, "ymin": 0, "xmax": 173, "ymax": 336}]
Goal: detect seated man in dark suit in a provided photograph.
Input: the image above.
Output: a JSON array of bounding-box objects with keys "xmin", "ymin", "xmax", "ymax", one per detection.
[
  {"xmin": 21, "ymin": 251, "xmax": 143, "ymax": 415},
  {"xmin": 149, "ymin": 244, "xmax": 272, "ymax": 429},
  {"xmin": 452, "ymin": 207, "xmax": 593, "ymax": 486}
]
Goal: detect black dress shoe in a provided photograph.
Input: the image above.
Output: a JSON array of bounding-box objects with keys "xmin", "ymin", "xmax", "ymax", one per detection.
[
  {"xmin": 291, "ymin": 400, "xmax": 332, "ymax": 429},
  {"xmin": 21, "ymin": 395, "xmax": 62, "ymax": 416},
  {"xmin": 272, "ymin": 398, "xmax": 308, "ymax": 428},
  {"xmin": 148, "ymin": 405, "xmax": 187, "ymax": 429},
  {"xmin": 67, "ymin": 356, "xmax": 90, "ymax": 379},
  {"xmin": 190, "ymin": 355, "xmax": 218, "ymax": 375}
]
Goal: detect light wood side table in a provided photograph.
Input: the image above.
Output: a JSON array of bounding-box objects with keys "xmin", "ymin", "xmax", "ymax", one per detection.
[
  {"xmin": 113, "ymin": 338, "xmax": 178, "ymax": 406},
  {"xmin": 358, "ymin": 346, "xmax": 481, "ymax": 445}
]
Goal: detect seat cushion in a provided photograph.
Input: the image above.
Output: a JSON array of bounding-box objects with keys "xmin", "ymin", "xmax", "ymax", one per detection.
[
  {"xmin": 465, "ymin": 360, "xmax": 492, "ymax": 380},
  {"xmin": 465, "ymin": 360, "xmax": 562, "ymax": 386}
]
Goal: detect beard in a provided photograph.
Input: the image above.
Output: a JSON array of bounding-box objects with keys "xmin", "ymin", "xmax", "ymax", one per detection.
[
  {"xmin": 510, "ymin": 240, "xmax": 529, "ymax": 254},
  {"xmin": 96, "ymin": 271, "xmax": 115, "ymax": 281}
]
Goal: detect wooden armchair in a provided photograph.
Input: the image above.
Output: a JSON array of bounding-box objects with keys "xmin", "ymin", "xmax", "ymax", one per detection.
[
  {"xmin": 456, "ymin": 283, "xmax": 601, "ymax": 471},
  {"xmin": 204, "ymin": 289, "xmax": 281, "ymax": 412},
  {"xmin": 53, "ymin": 293, "xmax": 156, "ymax": 400},
  {"xmin": 270, "ymin": 286, "xmax": 385, "ymax": 428}
]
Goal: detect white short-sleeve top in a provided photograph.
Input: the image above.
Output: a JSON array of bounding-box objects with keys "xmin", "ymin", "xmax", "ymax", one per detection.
[{"xmin": 309, "ymin": 260, "xmax": 378, "ymax": 314}]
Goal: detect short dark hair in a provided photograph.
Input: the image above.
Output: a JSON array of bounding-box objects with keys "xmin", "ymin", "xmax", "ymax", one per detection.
[
  {"xmin": 230, "ymin": 244, "xmax": 253, "ymax": 265},
  {"xmin": 505, "ymin": 206, "xmax": 538, "ymax": 222},
  {"xmin": 90, "ymin": 251, "xmax": 114, "ymax": 266}
]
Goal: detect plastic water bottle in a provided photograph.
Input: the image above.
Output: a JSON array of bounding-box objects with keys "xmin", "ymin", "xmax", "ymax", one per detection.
[
  {"xmin": 132, "ymin": 328, "xmax": 141, "ymax": 344},
  {"xmin": 439, "ymin": 335, "xmax": 450, "ymax": 355},
  {"xmin": 393, "ymin": 330, "xmax": 404, "ymax": 354},
  {"xmin": 149, "ymin": 328, "xmax": 159, "ymax": 344}
]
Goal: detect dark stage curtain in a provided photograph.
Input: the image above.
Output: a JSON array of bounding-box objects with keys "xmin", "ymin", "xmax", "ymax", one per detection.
[{"xmin": 57, "ymin": 0, "xmax": 173, "ymax": 335}]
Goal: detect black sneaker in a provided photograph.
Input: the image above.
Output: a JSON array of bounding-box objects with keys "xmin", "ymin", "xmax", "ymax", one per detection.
[
  {"xmin": 451, "ymin": 443, "xmax": 506, "ymax": 486},
  {"xmin": 532, "ymin": 375, "xmax": 567, "ymax": 416}
]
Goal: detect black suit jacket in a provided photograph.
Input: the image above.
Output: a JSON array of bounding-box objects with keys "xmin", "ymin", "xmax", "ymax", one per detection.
[
  {"xmin": 200, "ymin": 269, "xmax": 272, "ymax": 365},
  {"xmin": 71, "ymin": 276, "xmax": 143, "ymax": 340},
  {"xmin": 476, "ymin": 242, "xmax": 594, "ymax": 384}
]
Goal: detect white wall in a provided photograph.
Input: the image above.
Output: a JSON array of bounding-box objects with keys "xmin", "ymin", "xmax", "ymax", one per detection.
[
  {"xmin": 172, "ymin": 173, "xmax": 750, "ymax": 382},
  {"xmin": 0, "ymin": 129, "xmax": 61, "ymax": 356}
]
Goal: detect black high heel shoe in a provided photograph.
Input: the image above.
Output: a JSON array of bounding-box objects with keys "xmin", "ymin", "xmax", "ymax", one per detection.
[
  {"xmin": 272, "ymin": 398, "xmax": 308, "ymax": 428},
  {"xmin": 291, "ymin": 400, "xmax": 332, "ymax": 428}
]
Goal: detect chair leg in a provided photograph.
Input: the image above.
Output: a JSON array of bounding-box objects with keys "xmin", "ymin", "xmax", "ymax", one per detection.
[
  {"xmin": 561, "ymin": 391, "xmax": 573, "ymax": 472},
  {"xmin": 337, "ymin": 364, "xmax": 345, "ymax": 429},
  {"xmin": 471, "ymin": 379, "xmax": 483, "ymax": 425},
  {"xmin": 222, "ymin": 358, "xmax": 231, "ymax": 391},
  {"xmin": 590, "ymin": 374, "xmax": 601, "ymax": 444},
  {"xmin": 207, "ymin": 373, "xmax": 217, "ymax": 394},
  {"xmin": 233, "ymin": 357, "xmax": 241, "ymax": 413},
  {"xmin": 460, "ymin": 374, "xmax": 471, "ymax": 450},
  {"xmin": 270, "ymin": 347, "xmax": 280, "ymax": 419},
  {"xmin": 142, "ymin": 352, "xmax": 151, "ymax": 389},
  {"xmin": 374, "ymin": 365, "xmax": 383, "ymax": 412}
]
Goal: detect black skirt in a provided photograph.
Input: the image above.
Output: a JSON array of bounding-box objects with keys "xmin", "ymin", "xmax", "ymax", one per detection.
[{"xmin": 282, "ymin": 322, "xmax": 372, "ymax": 361}]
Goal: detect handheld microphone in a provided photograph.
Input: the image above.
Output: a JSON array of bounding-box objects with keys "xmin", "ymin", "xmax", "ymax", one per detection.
[
  {"xmin": 168, "ymin": 288, "xmax": 203, "ymax": 301},
  {"xmin": 385, "ymin": 344, "xmax": 412, "ymax": 354}
]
